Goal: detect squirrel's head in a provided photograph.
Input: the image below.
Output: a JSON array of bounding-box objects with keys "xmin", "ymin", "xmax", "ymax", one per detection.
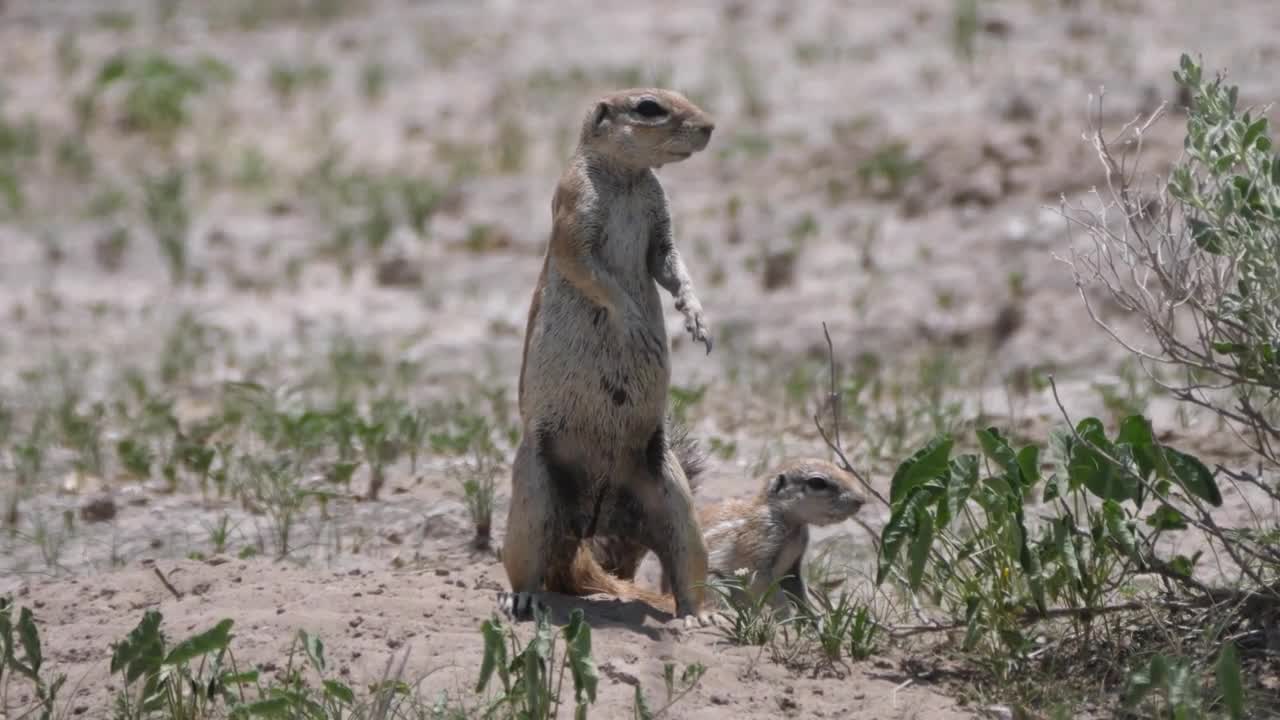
[
  {"xmin": 579, "ymin": 88, "xmax": 715, "ymax": 168},
  {"xmin": 765, "ymin": 460, "xmax": 866, "ymax": 526}
]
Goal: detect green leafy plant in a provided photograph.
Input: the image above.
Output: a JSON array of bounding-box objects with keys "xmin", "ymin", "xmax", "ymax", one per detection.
[
  {"xmin": 0, "ymin": 112, "xmax": 39, "ymax": 215},
  {"xmin": 704, "ymin": 571, "xmax": 790, "ymax": 647},
  {"xmin": 110, "ymin": 610, "xmax": 238, "ymax": 719},
  {"xmin": 476, "ymin": 606, "xmax": 599, "ymax": 719},
  {"xmin": 1123, "ymin": 642, "xmax": 1245, "ymax": 720},
  {"xmin": 877, "ymin": 417, "xmax": 1225, "ymax": 677},
  {"xmin": 0, "ymin": 598, "xmax": 67, "ymax": 720},
  {"xmin": 1068, "ymin": 54, "xmax": 1280, "ymax": 477},
  {"xmin": 857, "ymin": 140, "xmax": 924, "ymax": 199},
  {"xmin": 803, "ymin": 589, "xmax": 881, "ymax": 666},
  {"xmin": 90, "ymin": 52, "xmax": 233, "ymax": 141},
  {"xmin": 267, "ymin": 60, "xmax": 331, "ymax": 106},
  {"xmin": 354, "ymin": 411, "xmax": 400, "ymax": 501},
  {"xmin": 632, "ymin": 661, "xmax": 706, "ymax": 720}
]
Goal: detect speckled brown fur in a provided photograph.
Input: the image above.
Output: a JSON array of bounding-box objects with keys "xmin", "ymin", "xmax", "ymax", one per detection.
[
  {"xmin": 499, "ymin": 88, "xmax": 717, "ymax": 627},
  {"xmin": 671, "ymin": 459, "xmax": 866, "ymax": 614}
]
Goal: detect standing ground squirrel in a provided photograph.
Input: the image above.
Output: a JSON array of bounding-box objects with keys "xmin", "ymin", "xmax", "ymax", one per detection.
[
  {"xmin": 669, "ymin": 459, "xmax": 866, "ymax": 615},
  {"xmin": 499, "ymin": 88, "xmax": 718, "ymax": 627}
]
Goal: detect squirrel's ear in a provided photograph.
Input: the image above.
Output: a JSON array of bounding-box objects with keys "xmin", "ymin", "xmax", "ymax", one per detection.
[
  {"xmin": 768, "ymin": 473, "xmax": 787, "ymax": 495},
  {"xmin": 592, "ymin": 102, "xmax": 610, "ymax": 129}
]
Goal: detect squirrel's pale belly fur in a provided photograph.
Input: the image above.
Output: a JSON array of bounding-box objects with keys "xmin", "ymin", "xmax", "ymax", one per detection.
[{"xmin": 524, "ymin": 180, "xmax": 671, "ymax": 454}]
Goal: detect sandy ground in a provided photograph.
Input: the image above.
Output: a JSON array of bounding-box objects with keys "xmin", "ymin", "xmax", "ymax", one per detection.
[{"xmin": 2, "ymin": 0, "xmax": 1279, "ymax": 717}]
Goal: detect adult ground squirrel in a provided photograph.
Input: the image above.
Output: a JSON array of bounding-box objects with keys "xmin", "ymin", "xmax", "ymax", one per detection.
[
  {"xmin": 668, "ymin": 459, "xmax": 865, "ymax": 615},
  {"xmin": 499, "ymin": 88, "xmax": 717, "ymax": 627}
]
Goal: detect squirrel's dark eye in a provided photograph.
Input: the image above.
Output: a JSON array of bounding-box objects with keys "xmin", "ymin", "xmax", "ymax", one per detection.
[
  {"xmin": 635, "ymin": 99, "xmax": 667, "ymax": 118},
  {"xmin": 806, "ymin": 476, "xmax": 829, "ymax": 491}
]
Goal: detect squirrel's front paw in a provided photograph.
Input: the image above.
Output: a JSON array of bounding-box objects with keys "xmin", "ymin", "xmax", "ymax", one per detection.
[
  {"xmin": 686, "ymin": 309, "xmax": 713, "ymax": 355},
  {"xmin": 675, "ymin": 294, "xmax": 712, "ymax": 354}
]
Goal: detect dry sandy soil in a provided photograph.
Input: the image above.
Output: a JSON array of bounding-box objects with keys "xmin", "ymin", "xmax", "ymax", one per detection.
[{"xmin": 2, "ymin": 0, "xmax": 1279, "ymax": 717}]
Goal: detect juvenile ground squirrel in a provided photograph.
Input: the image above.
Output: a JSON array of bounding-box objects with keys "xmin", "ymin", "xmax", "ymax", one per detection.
[
  {"xmin": 499, "ymin": 88, "xmax": 717, "ymax": 627},
  {"xmin": 667, "ymin": 459, "xmax": 865, "ymax": 614}
]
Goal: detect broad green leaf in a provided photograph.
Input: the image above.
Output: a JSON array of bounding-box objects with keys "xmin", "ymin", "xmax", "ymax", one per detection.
[
  {"xmin": 634, "ymin": 685, "xmax": 654, "ymax": 720},
  {"xmin": 1048, "ymin": 427, "xmax": 1073, "ymax": 473},
  {"xmin": 17, "ymin": 607, "xmax": 42, "ymax": 676},
  {"xmin": 1242, "ymin": 118, "xmax": 1267, "ymax": 152},
  {"xmin": 1016, "ymin": 508, "xmax": 1046, "ymax": 614},
  {"xmin": 1070, "ymin": 418, "xmax": 1139, "ymax": 502},
  {"xmin": 1054, "ymin": 518, "xmax": 1081, "ymax": 585},
  {"xmin": 1016, "ymin": 445, "xmax": 1041, "ymax": 487},
  {"xmin": 982, "ymin": 472, "xmax": 1015, "ymax": 499},
  {"xmin": 475, "ymin": 619, "xmax": 507, "ymax": 693},
  {"xmin": 1160, "ymin": 447, "xmax": 1222, "ymax": 507},
  {"xmin": 977, "ymin": 427, "xmax": 1019, "ymax": 481},
  {"xmin": 1117, "ymin": 415, "xmax": 1158, "ymax": 482},
  {"xmin": 876, "ymin": 485, "xmax": 941, "ymax": 585},
  {"xmin": 1189, "ymin": 217, "xmax": 1224, "ymax": 253},
  {"xmin": 110, "ymin": 610, "xmax": 165, "ymax": 684},
  {"xmin": 300, "ymin": 630, "xmax": 325, "ymax": 673},
  {"xmin": 220, "ymin": 670, "xmax": 259, "ymax": 685},
  {"xmin": 1103, "ymin": 500, "xmax": 1140, "ymax": 562},
  {"xmin": 1216, "ymin": 642, "xmax": 1245, "ymax": 720},
  {"xmin": 906, "ymin": 507, "xmax": 934, "ymax": 591},
  {"xmin": 939, "ymin": 454, "xmax": 979, "ymax": 529},
  {"xmin": 522, "ymin": 641, "xmax": 543, "ymax": 715},
  {"xmin": 563, "ymin": 609, "xmax": 599, "ymax": 705},
  {"xmin": 1041, "ymin": 473, "xmax": 1062, "ymax": 503},
  {"xmin": 323, "ymin": 680, "xmax": 356, "ymax": 705},
  {"xmin": 1146, "ymin": 504, "xmax": 1189, "ymax": 531},
  {"xmin": 163, "ymin": 619, "xmax": 233, "ymax": 666},
  {"xmin": 889, "ymin": 435, "xmax": 953, "ymax": 504},
  {"xmin": 230, "ymin": 696, "xmax": 291, "ymax": 718},
  {"xmin": 933, "ymin": 491, "xmax": 951, "ymax": 534},
  {"xmin": 1169, "ymin": 554, "xmax": 1196, "ymax": 577}
]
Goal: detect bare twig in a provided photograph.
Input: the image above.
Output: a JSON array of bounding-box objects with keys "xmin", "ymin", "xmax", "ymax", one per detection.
[
  {"xmin": 813, "ymin": 321, "xmax": 888, "ymax": 508},
  {"xmin": 152, "ymin": 565, "xmax": 183, "ymax": 600}
]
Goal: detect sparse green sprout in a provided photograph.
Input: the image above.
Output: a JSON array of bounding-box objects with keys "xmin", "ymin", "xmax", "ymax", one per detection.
[
  {"xmin": 705, "ymin": 571, "xmax": 789, "ymax": 646},
  {"xmin": 0, "ymin": 599, "xmax": 67, "ymax": 716},
  {"xmin": 54, "ymin": 135, "xmax": 94, "ymax": 180},
  {"xmin": 399, "ymin": 177, "xmax": 443, "ymax": 237},
  {"xmin": 0, "ymin": 114, "xmax": 39, "ymax": 215},
  {"xmin": 91, "ymin": 52, "xmax": 234, "ymax": 141},
  {"xmin": 267, "ymin": 60, "xmax": 331, "ymax": 106},
  {"xmin": 803, "ymin": 589, "xmax": 880, "ymax": 665},
  {"xmin": 233, "ymin": 145, "xmax": 273, "ymax": 189},
  {"xmin": 951, "ymin": 0, "xmax": 979, "ymax": 64},
  {"xmin": 142, "ymin": 167, "xmax": 192, "ymax": 285},
  {"xmin": 116, "ymin": 436, "xmax": 154, "ymax": 480},
  {"xmin": 361, "ymin": 61, "xmax": 388, "ymax": 103},
  {"xmin": 55, "ymin": 31, "xmax": 82, "ymax": 78},
  {"xmin": 857, "ymin": 141, "xmax": 924, "ymax": 199},
  {"xmin": 354, "ymin": 413, "xmax": 400, "ymax": 501},
  {"xmin": 462, "ymin": 470, "xmax": 496, "ymax": 547},
  {"xmin": 93, "ymin": 10, "xmax": 135, "ymax": 31},
  {"xmin": 496, "ymin": 116, "xmax": 529, "ymax": 173}
]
